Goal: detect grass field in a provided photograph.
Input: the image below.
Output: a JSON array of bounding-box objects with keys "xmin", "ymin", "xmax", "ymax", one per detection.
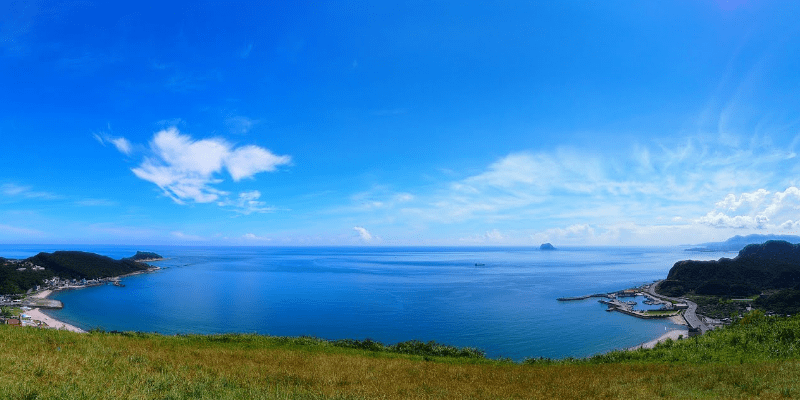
[{"xmin": 2, "ymin": 311, "xmax": 800, "ymax": 399}]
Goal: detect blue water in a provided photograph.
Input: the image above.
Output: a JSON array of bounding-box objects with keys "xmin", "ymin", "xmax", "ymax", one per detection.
[{"xmin": 0, "ymin": 245, "xmax": 734, "ymax": 360}]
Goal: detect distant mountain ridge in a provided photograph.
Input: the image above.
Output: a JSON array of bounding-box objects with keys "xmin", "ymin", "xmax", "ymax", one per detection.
[
  {"xmin": 659, "ymin": 240, "xmax": 800, "ymax": 297},
  {"xmin": 685, "ymin": 234, "xmax": 800, "ymax": 252}
]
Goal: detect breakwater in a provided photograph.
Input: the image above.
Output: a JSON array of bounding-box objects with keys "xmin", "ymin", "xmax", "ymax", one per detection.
[{"xmin": 559, "ymin": 286, "xmax": 684, "ymax": 322}]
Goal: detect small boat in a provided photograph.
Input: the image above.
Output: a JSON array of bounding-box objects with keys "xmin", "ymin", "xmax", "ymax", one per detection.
[
  {"xmin": 112, "ymin": 281, "xmax": 125, "ymax": 287},
  {"xmin": 474, "ymin": 263, "xmax": 485, "ymax": 266}
]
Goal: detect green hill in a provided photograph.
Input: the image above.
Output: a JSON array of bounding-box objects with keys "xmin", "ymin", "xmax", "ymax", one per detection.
[
  {"xmin": 0, "ymin": 251, "xmax": 151, "ymax": 294},
  {"xmin": 659, "ymin": 240, "xmax": 800, "ymax": 297},
  {"xmin": 1, "ymin": 311, "xmax": 800, "ymax": 399},
  {"xmin": 125, "ymin": 251, "xmax": 164, "ymax": 261}
]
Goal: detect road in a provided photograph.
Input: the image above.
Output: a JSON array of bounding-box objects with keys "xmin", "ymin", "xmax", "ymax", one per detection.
[{"xmin": 646, "ymin": 281, "xmax": 708, "ymax": 333}]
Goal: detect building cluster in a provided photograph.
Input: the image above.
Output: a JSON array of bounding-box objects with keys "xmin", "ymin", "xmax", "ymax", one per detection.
[
  {"xmin": 42, "ymin": 276, "xmax": 105, "ymax": 289},
  {"xmin": 4, "ymin": 259, "xmax": 46, "ymax": 272},
  {"xmin": 0, "ymin": 307, "xmax": 41, "ymax": 327}
]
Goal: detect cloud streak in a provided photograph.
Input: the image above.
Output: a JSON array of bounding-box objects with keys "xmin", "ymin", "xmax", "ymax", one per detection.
[
  {"xmin": 1, "ymin": 183, "xmax": 61, "ymax": 200},
  {"xmin": 93, "ymin": 133, "xmax": 133, "ymax": 155},
  {"xmin": 338, "ymin": 132, "xmax": 800, "ymax": 244}
]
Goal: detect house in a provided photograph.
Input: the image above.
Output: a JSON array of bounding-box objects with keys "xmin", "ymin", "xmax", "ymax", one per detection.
[{"xmin": 6, "ymin": 319, "xmax": 21, "ymax": 326}]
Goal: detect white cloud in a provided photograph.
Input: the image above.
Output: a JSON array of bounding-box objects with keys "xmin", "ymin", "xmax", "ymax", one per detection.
[
  {"xmin": 697, "ymin": 187, "xmax": 800, "ymax": 230},
  {"xmin": 353, "ymin": 226, "xmax": 373, "ymax": 242},
  {"xmin": 714, "ymin": 189, "xmax": 769, "ymax": 211},
  {"xmin": 94, "ymin": 133, "xmax": 134, "ymax": 155},
  {"xmin": 110, "ymin": 137, "xmax": 133, "ymax": 155},
  {"xmin": 225, "ymin": 145, "xmax": 290, "ymax": 181},
  {"xmin": 129, "ymin": 127, "xmax": 290, "ymax": 205}
]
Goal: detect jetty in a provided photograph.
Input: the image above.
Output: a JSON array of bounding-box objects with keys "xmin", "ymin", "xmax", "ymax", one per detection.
[
  {"xmin": 558, "ymin": 286, "xmax": 684, "ymax": 322},
  {"xmin": 556, "ymin": 294, "xmax": 609, "ymax": 301}
]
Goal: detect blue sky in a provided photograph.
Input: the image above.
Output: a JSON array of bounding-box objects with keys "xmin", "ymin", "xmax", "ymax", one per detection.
[{"xmin": 2, "ymin": 0, "xmax": 800, "ymax": 246}]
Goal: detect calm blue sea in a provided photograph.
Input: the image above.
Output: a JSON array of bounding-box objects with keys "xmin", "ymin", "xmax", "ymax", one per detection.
[{"xmin": 0, "ymin": 245, "xmax": 735, "ymax": 360}]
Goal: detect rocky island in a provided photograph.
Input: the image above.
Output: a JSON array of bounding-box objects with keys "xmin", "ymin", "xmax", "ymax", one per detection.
[{"xmin": 126, "ymin": 251, "xmax": 165, "ymax": 262}]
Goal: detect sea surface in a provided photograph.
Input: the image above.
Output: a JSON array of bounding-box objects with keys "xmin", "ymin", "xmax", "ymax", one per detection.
[{"xmin": 0, "ymin": 245, "xmax": 736, "ymax": 360}]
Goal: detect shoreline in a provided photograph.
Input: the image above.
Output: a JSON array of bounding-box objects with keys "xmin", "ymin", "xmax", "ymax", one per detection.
[
  {"xmin": 23, "ymin": 266, "xmax": 160, "ymax": 333},
  {"xmin": 629, "ymin": 329, "xmax": 690, "ymax": 350},
  {"xmin": 18, "ymin": 264, "xmax": 683, "ymax": 359}
]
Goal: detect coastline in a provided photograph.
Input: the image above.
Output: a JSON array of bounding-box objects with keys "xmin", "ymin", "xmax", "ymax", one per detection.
[
  {"xmin": 23, "ymin": 266, "xmax": 160, "ymax": 334},
  {"xmin": 25, "ymin": 290, "xmax": 85, "ymax": 332},
  {"xmin": 629, "ymin": 329, "xmax": 689, "ymax": 350}
]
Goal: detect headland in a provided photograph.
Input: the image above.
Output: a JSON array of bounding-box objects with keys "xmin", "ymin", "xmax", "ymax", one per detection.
[{"xmin": 0, "ymin": 250, "xmax": 162, "ymax": 332}]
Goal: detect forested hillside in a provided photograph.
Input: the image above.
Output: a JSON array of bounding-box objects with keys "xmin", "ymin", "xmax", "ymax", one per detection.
[
  {"xmin": 0, "ymin": 251, "xmax": 151, "ymax": 294},
  {"xmin": 659, "ymin": 241, "xmax": 800, "ymax": 297}
]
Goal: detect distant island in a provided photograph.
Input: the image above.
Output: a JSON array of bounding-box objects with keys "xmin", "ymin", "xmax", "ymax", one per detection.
[
  {"xmin": 685, "ymin": 234, "xmax": 800, "ymax": 252},
  {"xmin": 0, "ymin": 251, "xmax": 158, "ymax": 295},
  {"xmin": 539, "ymin": 243, "xmax": 556, "ymax": 250}
]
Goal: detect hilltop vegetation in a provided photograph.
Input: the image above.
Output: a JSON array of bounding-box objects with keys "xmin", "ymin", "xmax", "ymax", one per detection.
[
  {"xmin": 659, "ymin": 240, "xmax": 800, "ymax": 298},
  {"xmin": 2, "ymin": 312, "xmax": 800, "ymax": 399},
  {"xmin": 0, "ymin": 251, "xmax": 151, "ymax": 294},
  {"xmin": 126, "ymin": 251, "xmax": 164, "ymax": 261}
]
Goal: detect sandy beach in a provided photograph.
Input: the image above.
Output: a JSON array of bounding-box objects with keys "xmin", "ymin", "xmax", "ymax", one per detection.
[
  {"xmin": 25, "ymin": 308, "xmax": 86, "ymax": 333},
  {"xmin": 30, "ymin": 289, "xmax": 52, "ymax": 299},
  {"xmin": 22, "ymin": 290, "xmax": 86, "ymax": 333},
  {"xmin": 630, "ymin": 329, "xmax": 689, "ymax": 350}
]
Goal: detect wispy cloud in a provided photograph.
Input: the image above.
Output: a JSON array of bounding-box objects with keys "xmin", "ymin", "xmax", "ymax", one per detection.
[
  {"xmin": 218, "ymin": 190, "xmax": 276, "ymax": 215},
  {"xmin": 122, "ymin": 128, "xmax": 290, "ymax": 207},
  {"xmin": 74, "ymin": 198, "xmax": 116, "ymax": 207},
  {"xmin": 0, "ymin": 223, "xmax": 44, "ymax": 236},
  {"xmin": 353, "ymin": 226, "xmax": 374, "ymax": 242},
  {"xmin": 339, "ymin": 133, "xmax": 800, "ymax": 245},
  {"xmin": 242, "ymin": 233, "xmax": 271, "ymax": 241},
  {"xmin": 226, "ymin": 115, "xmax": 258, "ymax": 134},
  {"xmin": 93, "ymin": 132, "xmax": 133, "ymax": 155},
  {"xmin": 239, "ymin": 43, "xmax": 254, "ymax": 59},
  {"xmin": 170, "ymin": 231, "xmax": 207, "ymax": 241},
  {"xmin": 1, "ymin": 183, "xmax": 61, "ymax": 200}
]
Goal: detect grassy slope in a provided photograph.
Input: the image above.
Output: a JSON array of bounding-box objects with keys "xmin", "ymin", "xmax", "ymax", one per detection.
[{"xmin": 2, "ymin": 313, "xmax": 800, "ymax": 399}]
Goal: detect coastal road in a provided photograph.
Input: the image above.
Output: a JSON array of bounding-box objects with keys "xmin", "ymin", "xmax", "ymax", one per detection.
[{"xmin": 646, "ymin": 281, "xmax": 708, "ymax": 334}]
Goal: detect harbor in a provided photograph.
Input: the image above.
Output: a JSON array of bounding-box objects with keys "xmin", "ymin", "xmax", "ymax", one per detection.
[{"xmin": 558, "ymin": 282, "xmax": 694, "ymax": 325}]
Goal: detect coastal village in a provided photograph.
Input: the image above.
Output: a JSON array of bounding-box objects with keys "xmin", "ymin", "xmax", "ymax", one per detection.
[
  {"xmin": 558, "ymin": 280, "xmax": 733, "ymax": 340},
  {"xmin": 0, "ymin": 253, "xmax": 161, "ymax": 331}
]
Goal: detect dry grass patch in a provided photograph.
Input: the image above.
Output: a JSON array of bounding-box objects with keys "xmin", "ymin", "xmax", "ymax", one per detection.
[{"xmin": 3, "ymin": 326, "xmax": 800, "ymax": 399}]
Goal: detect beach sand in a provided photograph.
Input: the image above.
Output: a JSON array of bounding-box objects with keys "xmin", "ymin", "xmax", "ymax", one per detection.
[
  {"xmin": 630, "ymin": 329, "xmax": 688, "ymax": 350},
  {"xmin": 25, "ymin": 308, "xmax": 86, "ymax": 333},
  {"xmin": 24, "ymin": 290, "xmax": 85, "ymax": 333},
  {"xmin": 30, "ymin": 289, "xmax": 52, "ymax": 299}
]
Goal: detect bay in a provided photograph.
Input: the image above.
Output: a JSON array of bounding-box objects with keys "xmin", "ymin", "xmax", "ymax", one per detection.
[{"xmin": 0, "ymin": 245, "xmax": 735, "ymax": 360}]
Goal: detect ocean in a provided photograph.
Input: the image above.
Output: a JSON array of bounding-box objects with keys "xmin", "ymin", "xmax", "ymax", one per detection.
[{"xmin": 1, "ymin": 245, "xmax": 734, "ymax": 361}]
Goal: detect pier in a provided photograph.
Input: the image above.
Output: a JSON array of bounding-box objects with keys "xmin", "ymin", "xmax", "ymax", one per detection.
[
  {"xmin": 556, "ymin": 294, "xmax": 610, "ymax": 301},
  {"xmin": 558, "ymin": 286, "xmax": 684, "ymax": 322}
]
